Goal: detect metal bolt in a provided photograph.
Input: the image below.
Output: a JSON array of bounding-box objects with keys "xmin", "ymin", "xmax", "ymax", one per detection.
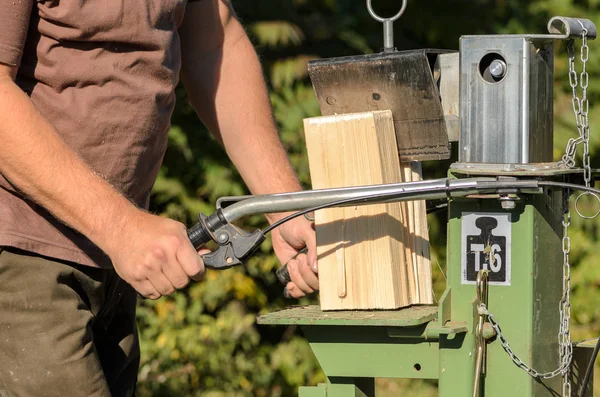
[
  {"xmin": 500, "ymin": 197, "xmax": 516, "ymax": 210},
  {"xmin": 217, "ymin": 233, "xmax": 229, "ymax": 243},
  {"xmin": 489, "ymin": 59, "xmax": 507, "ymax": 80}
]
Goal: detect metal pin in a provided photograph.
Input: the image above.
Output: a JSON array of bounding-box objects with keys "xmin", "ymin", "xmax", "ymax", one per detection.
[
  {"xmin": 489, "ymin": 59, "xmax": 507, "ymax": 80},
  {"xmin": 217, "ymin": 233, "xmax": 229, "ymax": 243},
  {"xmin": 366, "ymin": 0, "xmax": 407, "ymax": 52}
]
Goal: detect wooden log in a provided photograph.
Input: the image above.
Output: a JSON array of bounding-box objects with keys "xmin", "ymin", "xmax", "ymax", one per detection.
[{"xmin": 304, "ymin": 110, "xmax": 432, "ymax": 310}]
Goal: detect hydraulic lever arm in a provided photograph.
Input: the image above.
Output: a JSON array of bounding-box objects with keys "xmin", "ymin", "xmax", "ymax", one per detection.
[{"xmin": 186, "ymin": 177, "xmax": 545, "ymax": 272}]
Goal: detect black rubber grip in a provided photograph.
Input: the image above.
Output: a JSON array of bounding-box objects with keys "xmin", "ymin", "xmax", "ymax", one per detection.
[
  {"xmin": 276, "ymin": 247, "xmax": 309, "ymax": 288},
  {"xmin": 187, "ymin": 221, "xmax": 213, "ymax": 249},
  {"xmin": 276, "ymin": 264, "xmax": 292, "ymax": 285},
  {"xmin": 275, "ymin": 247, "xmax": 308, "ymax": 299},
  {"xmin": 278, "ymin": 266, "xmax": 293, "ymax": 299}
]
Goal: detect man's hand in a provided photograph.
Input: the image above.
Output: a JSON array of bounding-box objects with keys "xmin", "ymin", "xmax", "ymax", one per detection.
[
  {"xmin": 104, "ymin": 211, "xmax": 206, "ymax": 300},
  {"xmin": 271, "ymin": 216, "xmax": 318, "ymax": 298}
]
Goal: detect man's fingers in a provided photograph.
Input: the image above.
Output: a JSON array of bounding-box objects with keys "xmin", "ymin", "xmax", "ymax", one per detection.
[
  {"xmin": 297, "ymin": 254, "xmax": 319, "ymax": 290},
  {"xmin": 191, "ymin": 249, "xmax": 211, "ymax": 281},
  {"xmin": 149, "ymin": 273, "xmax": 176, "ymax": 296},
  {"xmin": 162, "ymin": 261, "xmax": 191, "ymax": 290},
  {"xmin": 176, "ymin": 242, "xmax": 206, "ymax": 281},
  {"xmin": 134, "ymin": 280, "xmax": 162, "ymax": 300},
  {"xmin": 286, "ymin": 282, "xmax": 306, "ymax": 299},
  {"xmin": 300, "ymin": 223, "xmax": 318, "ymax": 272},
  {"xmin": 287, "ymin": 256, "xmax": 314, "ymax": 294}
]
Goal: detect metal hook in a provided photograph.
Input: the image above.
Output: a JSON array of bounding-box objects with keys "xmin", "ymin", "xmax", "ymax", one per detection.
[
  {"xmin": 547, "ymin": 16, "xmax": 597, "ymax": 39},
  {"xmin": 577, "ymin": 19, "xmax": 589, "ymax": 36},
  {"xmin": 366, "ymin": 0, "xmax": 407, "ymax": 52},
  {"xmin": 476, "ymin": 270, "xmax": 489, "ymax": 307},
  {"xmin": 574, "ymin": 191, "xmax": 600, "ymax": 219},
  {"xmin": 473, "ymin": 270, "xmax": 489, "ymax": 397}
]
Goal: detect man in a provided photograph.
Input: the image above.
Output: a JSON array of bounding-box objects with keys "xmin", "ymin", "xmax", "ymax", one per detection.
[{"xmin": 0, "ymin": 0, "xmax": 318, "ymax": 395}]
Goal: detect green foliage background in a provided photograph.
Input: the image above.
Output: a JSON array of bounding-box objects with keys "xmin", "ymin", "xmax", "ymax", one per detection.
[{"xmin": 136, "ymin": 1, "xmax": 600, "ymax": 395}]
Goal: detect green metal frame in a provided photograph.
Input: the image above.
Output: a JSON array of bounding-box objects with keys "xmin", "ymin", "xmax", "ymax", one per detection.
[
  {"xmin": 440, "ymin": 190, "xmax": 563, "ymax": 396},
  {"xmin": 257, "ymin": 178, "xmax": 594, "ymax": 396}
]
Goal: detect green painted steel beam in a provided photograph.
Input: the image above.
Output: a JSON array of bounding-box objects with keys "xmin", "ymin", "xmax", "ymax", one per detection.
[
  {"xmin": 299, "ymin": 380, "xmax": 375, "ymax": 397},
  {"xmin": 326, "ymin": 384, "xmax": 370, "ymax": 397},
  {"xmin": 299, "ymin": 385, "xmax": 327, "ymax": 397},
  {"xmin": 302, "ymin": 326, "xmax": 440, "ymax": 379}
]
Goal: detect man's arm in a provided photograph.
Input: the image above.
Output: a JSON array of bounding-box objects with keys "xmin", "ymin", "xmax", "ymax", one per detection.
[
  {"xmin": 0, "ymin": 65, "xmax": 204, "ymax": 299},
  {"xmin": 179, "ymin": 0, "xmax": 318, "ymax": 298}
]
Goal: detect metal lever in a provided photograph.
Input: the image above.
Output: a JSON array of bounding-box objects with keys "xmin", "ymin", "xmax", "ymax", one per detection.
[
  {"xmin": 473, "ymin": 270, "xmax": 489, "ymax": 397},
  {"xmin": 187, "ymin": 213, "xmax": 306, "ymax": 298},
  {"xmin": 366, "ymin": 0, "xmax": 407, "ymax": 52},
  {"xmin": 201, "ymin": 224, "xmax": 265, "ymax": 269},
  {"xmin": 187, "ymin": 213, "xmax": 266, "ymax": 270}
]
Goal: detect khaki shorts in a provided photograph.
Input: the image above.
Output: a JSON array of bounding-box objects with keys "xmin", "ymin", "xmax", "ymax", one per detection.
[{"xmin": 0, "ymin": 248, "xmax": 139, "ymax": 397}]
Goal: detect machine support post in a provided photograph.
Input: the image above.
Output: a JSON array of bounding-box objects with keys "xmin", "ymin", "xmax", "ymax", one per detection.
[{"xmin": 439, "ymin": 182, "xmax": 564, "ymax": 396}]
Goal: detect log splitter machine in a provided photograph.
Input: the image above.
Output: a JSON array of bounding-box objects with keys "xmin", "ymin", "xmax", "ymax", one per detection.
[{"xmin": 186, "ymin": 4, "xmax": 600, "ymax": 396}]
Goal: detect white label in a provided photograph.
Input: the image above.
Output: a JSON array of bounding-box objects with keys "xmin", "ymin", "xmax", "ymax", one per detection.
[{"xmin": 461, "ymin": 212, "xmax": 511, "ymax": 285}]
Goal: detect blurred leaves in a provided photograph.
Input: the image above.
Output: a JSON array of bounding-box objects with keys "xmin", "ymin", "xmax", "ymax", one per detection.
[
  {"xmin": 138, "ymin": 0, "xmax": 600, "ymax": 396},
  {"xmin": 270, "ymin": 55, "xmax": 318, "ymax": 89},
  {"xmin": 250, "ymin": 21, "xmax": 305, "ymax": 48}
]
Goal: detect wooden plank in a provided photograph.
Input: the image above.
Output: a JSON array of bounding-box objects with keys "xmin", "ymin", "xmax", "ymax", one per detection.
[
  {"xmin": 406, "ymin": 162, "xmax": 433, "ymax": 304},
  {"xmin": 304, "ymin": 110, "xmax": 432, "ymax": 310},
  {"xmin": 399, "ymin": 162, "xmax": 433, "ymax": 304},
  {"xmin": 401, "ymin": 164, "xmax": 418, "ymax": 302},
  {"xmin": 436, "ymin": 52, "xmax": 460, "ymax": 142}
]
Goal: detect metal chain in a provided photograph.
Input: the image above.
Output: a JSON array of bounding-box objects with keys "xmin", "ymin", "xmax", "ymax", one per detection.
[
  {"xmin": 560, "ymin": 203, "xmax": 573, "ymax": 397},
  {"xmin": 477, "ymin": 193, "xmax": 573, "ymax": 395},
  {"xmin": 561, "ymin": 27, "xmax": 591, "ymax": 188}
]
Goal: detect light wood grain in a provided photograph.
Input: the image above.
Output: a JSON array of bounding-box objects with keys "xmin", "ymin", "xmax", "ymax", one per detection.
[
  {"xmin": 404, "ymin": 162, "xmax": 433, "ymax": 304},
  {"xmin": 436, "ymin": 52, "xmax": 460, "ymax": 142},
  {"xmin": 304, "ymin": 110, "xmax": 432, "ymax": 310}
]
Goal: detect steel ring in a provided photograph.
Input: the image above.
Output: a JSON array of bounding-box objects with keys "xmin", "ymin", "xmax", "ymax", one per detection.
[
  {"xmin": 574, "ymin": 191, "xmax": 600, "ymax": 219},
  {"xmin": 366, "ymin": 0, "xmax": 407, "ymax": 23}
]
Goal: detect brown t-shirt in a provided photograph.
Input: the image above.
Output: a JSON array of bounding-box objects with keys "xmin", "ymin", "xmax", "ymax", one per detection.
[{"xmin": 0, "ymin": 0, "xmax": 192, "ymax": 267}]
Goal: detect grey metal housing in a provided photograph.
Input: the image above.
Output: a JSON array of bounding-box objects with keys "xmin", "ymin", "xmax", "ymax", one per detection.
[
  {"xmin": 458, "ymin": 16, "xmax": 597, "ymax": 165},
  {"xmin": 459, "ymin": 35, "xmax": 554, "ymax": 164}
]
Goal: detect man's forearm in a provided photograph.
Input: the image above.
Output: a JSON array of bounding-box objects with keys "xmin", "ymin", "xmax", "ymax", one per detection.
[
  {"xmin": 180, "ymin": 11, "xmax": 302, "ymax": 213},
  {"xmin": 212, "ymin": 28, "xmax": 301, "ymax": 195},
  {"xmin": 179, "ymin": 1, "xmax": 317, "ymax": 294},
  {"xmin": 0, "ymin": 71, "xmax": 138, "ymax": 251}
]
